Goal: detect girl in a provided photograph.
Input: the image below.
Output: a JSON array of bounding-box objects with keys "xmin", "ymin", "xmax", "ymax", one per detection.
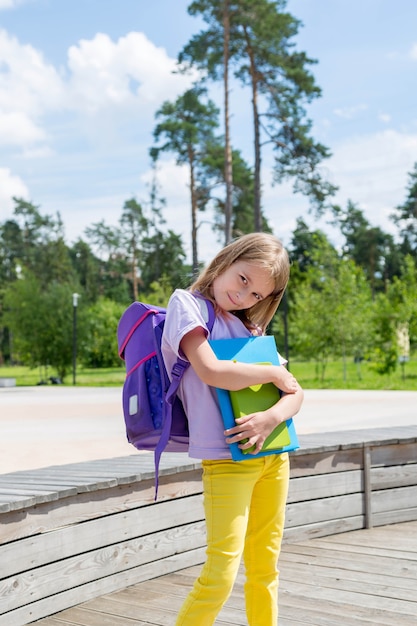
[{"xmin": 161, "ymin": 232, "xmax": 304, "ymax": 625}]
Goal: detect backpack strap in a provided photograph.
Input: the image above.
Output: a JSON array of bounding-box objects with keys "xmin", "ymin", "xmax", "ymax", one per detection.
[{"xmin": 153, "ymin": 294, "xmax": 215, "ymax": 499}]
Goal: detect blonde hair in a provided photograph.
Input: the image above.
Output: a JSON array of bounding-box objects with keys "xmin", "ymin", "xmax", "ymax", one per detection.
[{"xmin": 191, "ymin": 232, "xmax": 290, "ymax": 332}]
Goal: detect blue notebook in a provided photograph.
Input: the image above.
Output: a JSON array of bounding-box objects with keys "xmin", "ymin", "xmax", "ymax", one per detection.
[{"xmin": 209, "ymin": 336, "xmax": 299, "ymax": 461}]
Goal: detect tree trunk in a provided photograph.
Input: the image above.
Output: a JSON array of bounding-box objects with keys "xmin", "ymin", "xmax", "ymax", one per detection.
[
  {"xmin": 244, "ymin": 31, "xmax": 262, "ymax": 232},
  {"xmin": 189, "ymin": 150, "xmax": 199, "ymax": 277},
  {"xmin": 223, "ymin": 0, "xmax": 233, "ymax": 244},
  {"xmin": 131, "ymin": 233, "xmax": 138, "ymax": 301}
]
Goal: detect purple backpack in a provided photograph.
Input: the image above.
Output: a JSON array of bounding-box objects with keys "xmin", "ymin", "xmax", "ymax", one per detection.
[{"xmin": 117, "ymin": 294, "xmax": 215, "ymax": 497}]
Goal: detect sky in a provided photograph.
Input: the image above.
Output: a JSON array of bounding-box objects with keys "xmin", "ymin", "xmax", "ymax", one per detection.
[{"xmin": 1, "ymin": 0, "xmax": 417, "ymax": 264}]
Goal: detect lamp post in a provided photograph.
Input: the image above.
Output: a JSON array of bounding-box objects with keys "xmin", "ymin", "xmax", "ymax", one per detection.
[
  {"xmin": 72, "ymin": 293, "xmax": 79, "ymax": 386},
  {"xmin": 282, "ymin": 289, "xmax": 289, "ymax": 369}
]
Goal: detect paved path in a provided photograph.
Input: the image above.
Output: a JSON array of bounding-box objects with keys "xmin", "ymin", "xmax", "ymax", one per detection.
[{"xmin": 0, "ymin": 386, "xmax": 415, "ymax": 474}]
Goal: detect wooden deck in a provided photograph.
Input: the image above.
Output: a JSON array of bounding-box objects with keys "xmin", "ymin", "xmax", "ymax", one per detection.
[
  {"xmin": 34, "ymin": 520, "xmax": 417, "ymax": 626},
  {"xmin": 2, "ymin": 427, "xmax": 417, "ymax": 625}
]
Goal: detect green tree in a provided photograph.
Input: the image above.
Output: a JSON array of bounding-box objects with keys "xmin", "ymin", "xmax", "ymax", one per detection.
[
  {"xmin": 289, "ymin": 269, "xmax": 337, "ymax": 381},
  {"xmin": 140, "ymin": 230, "xmax": 189, "ymax": 291},
  {"xmin": 140, "ymin": 276, "xmax": 176, "ymax": 307},
  {"xmin": 334, "ymin": 201, "xmax": 403, "ymax": 296},
  {"xmin": 391, "ymin": 162, "xmax": 417, "ymax": 256},
  {"xmin": 85, "ymin": 196, "xmax": 189, "ymax": 299},
  {"xmin": 331, "ymin": 261, "xmax": 373, "ymax": 382},
  {"xmin": 360, "ymin": 257, "xmax": 416, "ymax": 377},
  {"xmin": 179, "ymin": 1, "xmax": 239, "ymax": 243},
  {"xmin": 383, "ymin": 255, "xmax": 417, "ymax": 376},
  {"xmin": 367, "ymin": 292, "xmax": 398, "ymax": 376},
  {"xmin": 198, "ymin": 140, "xmax": 272, "ymax": 238},
  {"xmin": 288, "ymin": 217, "xmax": 336, "ymax": 277},
  {"xmin": 9, "ymin": 197, "xmax": 75, "ymax": 288},
  {"xmin": 181, "ymin": 0, "xmax": 336, "ymax": 232},
  {"xmin": 3, "ymin": 273, "xmax": 85, "ymax": 381},
  {"xmin": 69, "ymin": 238, "xmax": 101, "ymax": 303},
  {"xmin": 151, "ymin": 86, "xmax": 220, "ymax": 276},
  {"xmin": 289, "ymin": 252, "xmax": 372, "ymax": 383},
  {"xmin": 0, "ymin": 219, "xmax": 23, "ymax": 284},
  {"xmin": 120, "ymin": 198, "xmax": 148, "ymax": 301},
  {"xmin": 0, "ymin": 198, "xmax": 77, "ymax": 363},
  {"xmin": 80, "ymin": 298, "xmax": 125, "ymax": 368},
  {"xmin": 241, "ymin": 0, "xmax": 337, "ymax": 223},
  {"xmin": 84, "ymin": 220, "xmax": 131, "ymax": 302}
]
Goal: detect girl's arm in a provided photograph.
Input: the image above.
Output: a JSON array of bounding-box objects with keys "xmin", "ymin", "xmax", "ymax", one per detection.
[
  {"xmin": 180, "ymin": 327, "xmax": 298, "ymax": 394},
  {"xmin": 224, "ymin": 385, "xmax": 304, "ymax": 454}
]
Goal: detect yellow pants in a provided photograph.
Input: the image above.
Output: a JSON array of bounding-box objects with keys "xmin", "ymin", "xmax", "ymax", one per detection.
[{"xmin": 175, "ymin": 453, "xmax": 290, "ymax": 626}]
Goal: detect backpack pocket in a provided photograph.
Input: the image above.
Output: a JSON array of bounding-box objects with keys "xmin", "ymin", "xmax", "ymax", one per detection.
[{"xmin": 123, "ymin": 353, "xmax": 163, "ymax": 449}]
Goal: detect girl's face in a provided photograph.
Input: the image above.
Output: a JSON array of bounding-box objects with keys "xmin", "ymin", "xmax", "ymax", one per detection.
[{"xmin": 212, "ymin": 260, "xmax": 275, "ymax": 312}]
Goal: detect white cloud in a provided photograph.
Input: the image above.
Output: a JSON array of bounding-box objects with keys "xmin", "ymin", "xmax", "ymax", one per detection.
[
  {"xmin": 0, "ymin": 0, "xmax": 25, "ymax": 9},
  {"xmin": 67, "ymin": 32, "xmax": 196, "ymax": 115},
  {"xmin": 333, "ymin": 103, "xmax": 368, "ymax": 120},
  {"xmin": 0, "ymin": 111, "xmax": 46, "ymax": 146},
  {"xmin": 378, "ymin": 113, "xmax": 391, "ymax": 123},
  {"xmin": 0, "ymin": 29, "xmax": 64, "ymax": 151},
  {"xmin": 327, "ymin": 129, "xmax": 417, "ymax": 233},
  {"xmin": 0, "ymin": 168, "xmax": 29, "ymax": 219},
  {"xmin": 0, "ymin": 28, "xmax": 196, "ymax": 156},
  {"xmin": 0, "ymin": 29, "xmax": 65, "ymax": 115},
  {"xmin": 409, "ymin": 43, "xmax": 417, "ymax": 60}
]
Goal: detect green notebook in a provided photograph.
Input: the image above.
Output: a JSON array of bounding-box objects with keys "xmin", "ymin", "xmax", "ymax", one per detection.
[{"xmin": 229, "ymin": 362, "xmax": 291, "ymax": 454}]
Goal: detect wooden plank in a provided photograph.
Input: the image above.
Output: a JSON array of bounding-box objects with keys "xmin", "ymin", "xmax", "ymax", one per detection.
[
  {"xmin": 32, "ymin": 617, "xmax": 80, "ymax": 626},
  {"xmin": 315, "ymin": 522, "xmax": 417, "ymax": 556},
  {"xmin": 371, "ymin": 442, "xmax": 417, "ymax": 467},
  {"xmin": 0, "ymin": 478, "xmax": 78, "ymax": 499},
  {"xmin": 279, "ymin": 543, "xmax": 417, "ymax": 578},
  {"xmin": 373, "ymin": 507, "xmax": 417, "ymax": 526},
  {"xmin": 278, "ymin": 559, "xmax": 416, "ymax": 600},
  {"xmin": 371, "ymin": 463, "xmax": 417, "ymax": 489},
  {"xmin": 285, "ymin": 492, "xmax": 364, "ymax": 528},
  {"xmin": 283, "ymin": 515, "xmax": 364, "ymax": 543},
  {"xmin": 0, "ymin": 454, "xmax": 201, "ymax": 514},
  {"xmin": 372, "ymin": 485, "xmax": 417, "ymax": 513},
  {"xmin": 279, "ymin": 575, "xmax": 417, "ymax": 615},
  {"xmin": 0, "ymin": 494, "xmax": 204, "ymax": 579},
  {"xmin": 287, "ymin": 470, "xmax": 362, "ymax": 503},
  {"xmin": 289, "ymin": 448, "xmax": 362, "ymax": 477},
  {"xmin": 35, "ymin": 606, "xmax": 148, "ymax": 625},
  {"xmin": 279, "ymin": 575, "xmax": 417, "ymax": 626},
  {"xmin": 0, "ymin": 469, "xmax": 203, "ymax": 545},
  {"xmin": 0, "ymin": 487, "xmax": 59, "ymax": 505},
  {"xmin": 288, "ymin": 535, "xmax": 417, "ymax": 563},
  {"xmin": 0, "ymin": 521, "xmax": 207, "ymax": 615},
  {"xmin": 0, "ymin": 547, "xmax": 206, "ymax": 626}
]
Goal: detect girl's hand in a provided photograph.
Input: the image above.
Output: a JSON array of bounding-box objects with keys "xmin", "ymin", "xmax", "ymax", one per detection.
[
  {"xmin": 274, "ymin": 365, "xmax": 298, "ymax": 394},
  {"xmin": 224, "ymin": 380, "xmax": 304, "ymax": 454},
  {"xmin": 224, "ymin": 407, "xmax": 281, "ymax": 454}
]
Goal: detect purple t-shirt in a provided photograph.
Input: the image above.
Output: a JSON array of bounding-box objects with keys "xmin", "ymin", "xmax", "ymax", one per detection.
[{"xmin": 161, "ymin": 289, "xmax": 253, "ymax": 460}]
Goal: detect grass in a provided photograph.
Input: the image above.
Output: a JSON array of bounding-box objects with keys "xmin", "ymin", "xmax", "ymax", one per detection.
[
  {"xmin": 0, "ymin": 365, "xmax": 126, "ymax": 387},
  {"xmin": 290, "ymin": 356, "xmax": 417, "ymax": 391},
  {"xmin": 1, "ymin": 356, "xmax": 416, "ymax": 390}
]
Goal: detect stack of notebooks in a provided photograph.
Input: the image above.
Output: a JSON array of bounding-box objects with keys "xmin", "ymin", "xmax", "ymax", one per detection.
[{"xmin": 209, "ymin": 336, "xmax": 299, "ymax": 461}]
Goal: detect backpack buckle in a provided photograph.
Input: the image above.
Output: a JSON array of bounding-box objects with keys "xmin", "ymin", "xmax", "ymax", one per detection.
[{"xmin": 171, "ymin": 361, "xmax": 188, "ymax": 379}]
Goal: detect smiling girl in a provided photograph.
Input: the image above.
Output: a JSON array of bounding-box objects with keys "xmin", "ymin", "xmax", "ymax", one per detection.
[{"xmin": 161, "ymin": 232, "xmax": 304, "ymax": 625}]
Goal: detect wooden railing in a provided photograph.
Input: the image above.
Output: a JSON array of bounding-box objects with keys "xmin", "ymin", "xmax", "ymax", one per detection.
[{"xmin": 1, "ymin": 425, "xmax": 416, "ymax": 625}]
